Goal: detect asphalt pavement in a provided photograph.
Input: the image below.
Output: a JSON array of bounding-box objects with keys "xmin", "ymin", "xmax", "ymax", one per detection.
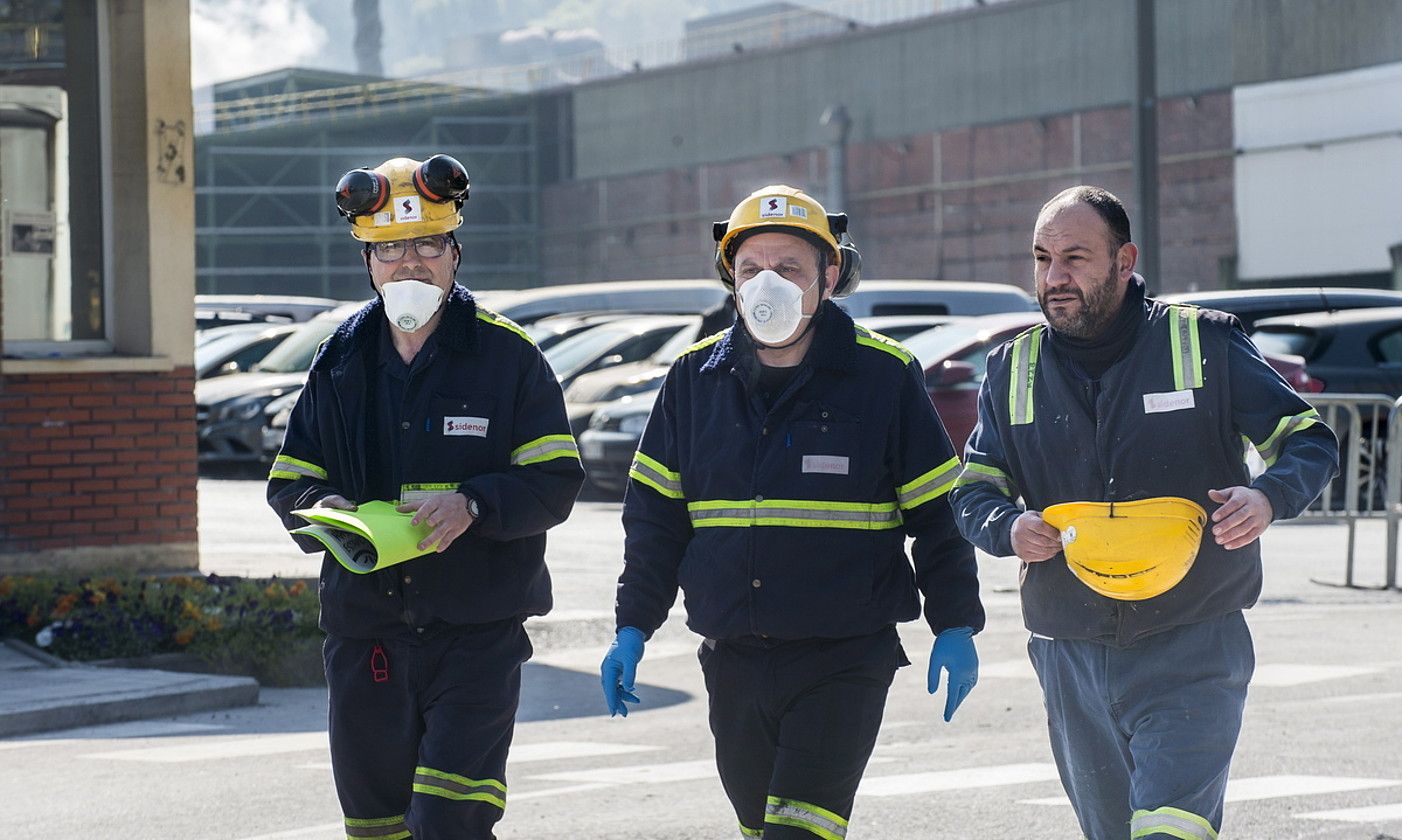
[{"xmin": 3, "ymin": 475, "xmax": 1401, "ymax": 837}]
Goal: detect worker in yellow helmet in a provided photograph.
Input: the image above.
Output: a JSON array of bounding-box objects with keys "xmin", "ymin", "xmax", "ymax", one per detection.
[
  {"xmin": 268, "ymin": 155, "xmax": 584, "ymax": 840},
  {"xmin": 602, "ymin": 185, "xmax": 984, "ymax": 839},
  {"xmin": 949, "ymin": 185, "xmax": 1339, "ymax": 840}
]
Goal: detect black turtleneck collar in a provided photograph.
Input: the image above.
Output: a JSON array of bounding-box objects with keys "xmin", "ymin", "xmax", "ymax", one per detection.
[{"xmin": 1048, "ymin": 274, "xmax": 1147, "ymax": 380}]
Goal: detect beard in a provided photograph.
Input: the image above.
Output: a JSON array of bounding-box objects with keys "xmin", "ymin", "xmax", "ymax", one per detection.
[{"xmin": 1038, "ymin": 267, "xmax": 1121, "ymax": 339}]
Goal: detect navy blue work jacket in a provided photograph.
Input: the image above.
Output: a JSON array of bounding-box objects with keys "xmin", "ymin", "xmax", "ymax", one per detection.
[
  {"xmin": 267, "ymin": 285, "xmax": 584, "ymax": 640},
  {"xmin": 949, "ymin": 283, "xmax": 1338, "ymax": 646},
  {"xmin": 616, "ymin": 301, "xmax": 984, "ymax": 642}
]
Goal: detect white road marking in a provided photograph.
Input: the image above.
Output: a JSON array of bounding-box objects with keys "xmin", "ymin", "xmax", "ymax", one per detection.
[
  {"xmin": 0, "ymin": 720, "xmax": 224, "ymax": 750},
  {"xmin": 1296, "ymin": 802, "xmax": 1402, "ymax": 823},
  {"xmin": 1318, "ymin": 691, "xmax": 1402, "ymax": 704},
  {"xmin": 511, "ymin": 782, "xmax": 617, "ymax": 801},
  {"xmin": 857, "ymin": 763, "xmax": 1061, "ymax": 797},
  {"xmin": 1251, "ymin": 664, "xmax": 1378, "ymax": 687},
  {"xmin": 977, "ymin": 659, "xmax": 1037, "ymax": 679},
  {"xmin": 1020, "ymin": 775, "xmax": 1401, "ymax": 806},
  {"xmin": 297, "ymin": 741, "xmax": 664, "ymax": 772},
  {"xmin": 237, "ymin": 823, "xmax": 340, "ymax": 840},
  {"xmin": 82, "ymin": 731, "xmax": 329, "ymax": 762},
  {"xmin": 530, "ymin": 758, "xmax": 717, "ymax": 785}
]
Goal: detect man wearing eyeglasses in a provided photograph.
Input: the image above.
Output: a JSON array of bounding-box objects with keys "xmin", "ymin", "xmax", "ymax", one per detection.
[{"xmin": 267, "ymin": 155, "xmax": 584, "ymax": 840}]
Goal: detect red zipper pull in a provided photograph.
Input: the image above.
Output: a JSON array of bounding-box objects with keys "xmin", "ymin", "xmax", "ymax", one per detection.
[{"xmin": 370, "ymin": 644, "xmax": 389, "ymax": 683}]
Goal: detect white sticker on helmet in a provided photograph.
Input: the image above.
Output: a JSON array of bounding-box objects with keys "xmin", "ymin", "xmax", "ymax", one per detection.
[
  {"xmin": 394, "ymin": 195, "xmax": 423, "ymax": 223},
  {"xmin": 373, "ymin": 211, "xmax": 393, "ymax": 227},
  {"xmin": 789, "ymin": 204, "xmax": 808, "ymax": 219},
  {"xmin": 758, "ymin": 196, "xmax": 787, "ymax": 218}
]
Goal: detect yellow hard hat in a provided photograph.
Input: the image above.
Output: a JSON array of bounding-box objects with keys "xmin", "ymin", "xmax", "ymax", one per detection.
[
  {"xmin": 712, "ymin": 185, "xmax": 862, "ymax": 297},
  {"xmin": 1041, "ymin": 497, "xmax": 1208, "ymax": 601},
  {"xmin": 334, "ymin": 155, "xmax": 469, "ymax": 242}
]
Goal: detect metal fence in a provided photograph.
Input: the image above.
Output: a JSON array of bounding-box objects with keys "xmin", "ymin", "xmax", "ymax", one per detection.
[{"xmin": 1297, "ymin": 394, "xmax": 1401, "ymax": 590}]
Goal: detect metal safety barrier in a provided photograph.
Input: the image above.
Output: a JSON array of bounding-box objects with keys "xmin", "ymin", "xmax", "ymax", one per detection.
[{"xmin": 1294, "ymin": 394, "xmax": 1401, "ymax": 590}]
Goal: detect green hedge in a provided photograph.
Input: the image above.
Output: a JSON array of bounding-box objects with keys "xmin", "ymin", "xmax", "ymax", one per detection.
[{"xmin": 0, "ymin": 572, "xmax": 324, "ymax": 685}]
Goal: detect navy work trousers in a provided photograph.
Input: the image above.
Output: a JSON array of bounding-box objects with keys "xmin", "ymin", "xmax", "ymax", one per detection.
[
  {"xmin": 1028, "ymin": 610, "xmax": 1255, "ymax": 840},
  {"xmin": 324, "ymin": 619, "xmax": 532, "ymax": 840},
  {"xmin": 700, "ymin": 626, "xmax": 906, "ymax": 839}
]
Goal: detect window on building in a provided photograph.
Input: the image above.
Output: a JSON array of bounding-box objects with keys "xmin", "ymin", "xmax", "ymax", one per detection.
[{"xmin": 1, "ymin": 0, "xmax": 106, "ymax": 352}]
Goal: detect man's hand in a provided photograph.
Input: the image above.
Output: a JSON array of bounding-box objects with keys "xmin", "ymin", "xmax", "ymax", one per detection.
[
  {"xmin": 397, "ymin": 493, "xmax": 476, "ymax": 553},
  {"xmin": 1208, "ymin": 486, "xmax": 1273, "ymax": 550},
  {"xmin": 313, "ymin": 494, "xmax": 357, "ymax": 511},
  {"xmin": 1011, "ymin": 510, "xmax": 1062, "ymax": 562}
]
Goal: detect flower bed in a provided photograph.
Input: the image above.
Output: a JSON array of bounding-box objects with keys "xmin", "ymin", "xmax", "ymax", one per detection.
[{"xmin": 0, "ymin": 572, "xmax": 324, "ymax": 686}]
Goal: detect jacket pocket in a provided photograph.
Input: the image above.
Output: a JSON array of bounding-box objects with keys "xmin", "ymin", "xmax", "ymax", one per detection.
[{"xmin": 427, "ymin": 392, "xmax": 500, "ymax": 476}]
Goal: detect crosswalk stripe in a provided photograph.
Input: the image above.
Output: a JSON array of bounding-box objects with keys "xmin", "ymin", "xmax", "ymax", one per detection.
[
  {"xmin": 82, "ymin": 732, "xmax": 328, "ymax": 762},
  {"xmin": 296, "ymin": 741, "xmax": 663, "ymax": 772},
  {"xmin": 1020, "ymin": 775, "xmax": 1401, "ymax": 806},
  {"xmin": 530, "ymin": 758, "xmax": 717, "ymax": 784},
  {"xmin": 857, "ymin": 763, "xmax": 1061, "ymax": 797},
  {"xmin": 1251, "ymin": 663, "xmax": 1379, "ymax": 686},
  {"xmin": 1296, "ymin": 802, "xmax": 1402, "ymax": 823},
  {"xmin": 0, "ymin": 721, "xmax": 224, "ymax": 751}
]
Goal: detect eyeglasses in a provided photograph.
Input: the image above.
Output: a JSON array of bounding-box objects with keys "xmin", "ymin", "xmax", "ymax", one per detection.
[{"xmin": 367, "ymin": 235, "xmax": 451, "ymax": 263}]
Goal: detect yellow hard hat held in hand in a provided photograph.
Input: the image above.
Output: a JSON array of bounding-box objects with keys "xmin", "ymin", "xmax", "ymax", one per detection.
[{"xmin": 1041, "ymin": 497, "xmax": 1208, "ymax": 601}]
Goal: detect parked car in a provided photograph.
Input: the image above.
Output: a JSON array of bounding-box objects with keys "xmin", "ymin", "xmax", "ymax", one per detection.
[
  {"xmin": 563, "ymin": 325, "xmax": 705, "ymax": 436},
  {"xmin": 475, "ymin": 280, "xmax": 727, "ymax": 326},
  {"xmin": 578, "ymin": 391, "xmax": 660, "ymax": 493},
  {"xmin": 835, "ymin": 280, "xmax": 1037, "ymax": 317},
  {"xmin": 1161, "ymin": 287, "xmax": 1402, "ymax": 332},
  {"xmin": 195, "ymin": 302, "xmax": 363, "ymax": 463},
  {"xmin": 195, "ymin": 293, "xmax": 341, "ymax": 330},
  {"xmin": 525, "ymin": 312, "xmax": 643, "ymax": 351},
  {"xmin": 194, "ymin": 323, "xmax": 297, "ymax": 379},
  {"xmin": 1252, "ymin": 306, "xmax": 1402, "ymax": 510},
  {"xmin": 544, "ymin": 315, "xmax": 700, "ymax": 389},
  {"xmin": 1250, "ymin": 307, "xmax": 1402, "ymax": 397},
  {"xmin": 851, "ymin": 314, "xmax": 966, "ymax": 342}
]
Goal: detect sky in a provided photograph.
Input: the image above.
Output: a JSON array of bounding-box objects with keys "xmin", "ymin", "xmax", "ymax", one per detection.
[{"xmin": 189, "ymin": 0, "xmax": 767, "ymax": 89}]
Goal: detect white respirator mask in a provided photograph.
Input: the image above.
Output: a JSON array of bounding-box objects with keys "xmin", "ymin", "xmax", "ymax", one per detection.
[
  {"xmin": 736, "ymin": 269, "xmax": 819, "ymax": 346},
  {"xmin": 381, "ymin": 280, "xmax": 445, "ymax": 333}
]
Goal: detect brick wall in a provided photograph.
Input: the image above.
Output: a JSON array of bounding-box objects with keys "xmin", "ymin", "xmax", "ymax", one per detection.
[
  {"xmin": 540, "ymin": 93, "xmax": 1237, "ymax": 296},
  {"xmin": 0, "ymin": 368, "xmax": 199, "ymax": 573}
]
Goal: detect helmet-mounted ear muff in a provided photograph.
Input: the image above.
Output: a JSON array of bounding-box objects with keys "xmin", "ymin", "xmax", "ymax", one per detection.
[
  {"xmin": 335, "ymin": 155, "xmax": 471, "ymax": 242},
  {"xmin": 713, "ymin": 211, "xmax": 862, "ymax": 299},
  {"xmin": 335, "ymin": 168, "xmax": 391, "ymax": 218}
]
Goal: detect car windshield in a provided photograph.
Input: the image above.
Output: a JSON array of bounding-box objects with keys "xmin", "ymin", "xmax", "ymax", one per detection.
[
  {"xmin": 252, "ymin": 318, "xmax": 341, "ymax": 373},
  {"xmin": 903, "ymin": 320, "xmax": 995, "ymax": 367},
  {"xmin": 194, "ymin": 331, "xmax": 261, "ymax": 372},
  {"xmin": 649, "ymin": 321, "xmax": 702, "ymax": 362},
  {"xmin": 1251, "ymin": 327, "xmax": 1317, "ymax": 360},
  {"xmin": 545, "ymin": 323, "xmax": 644, "ymax": 380}
]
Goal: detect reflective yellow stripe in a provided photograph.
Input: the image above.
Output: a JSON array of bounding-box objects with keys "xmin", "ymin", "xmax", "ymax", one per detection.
[
  {"xmin": 1008, "ymin": 325, "xmax": 1043, "ymax": 425},
  {"xmin": 476, "ymin": 308, "xmax": 534, "ymax": 345},
  {"xmin": 1253, "ymin": 408, "xmax": 1322, "ymax": 467},
  {"xmin": 687, "ymin": 499, "xmax": 902, "ymax": 530},
  {"xmin": 765, "ymin": 796, "xmax": 848, "ymax": 840},
  {"xmin": 412, "ymin": 766, "xmax": 507, "ymax": 809},
  {"xmin": 854, "ymin": 326, "xmax": 914, "ymax": 365},
  {"xmin": 344, "ymin": 814, "xmax": 410, "ymax": 840},
  {"xmin": 1130, "ymin": 806, "xmax": 1217, "ymax": 840},
  {"xmin": 1169, "ymin": 305, "xmax": 1204, "ymax": 390},
  {"xmin": 896, "ymin": 456, "xmax": 961, "ymax": 509},
  {"xmin": 400, "ymin": 483, "xmax": 457, "ymax": 493},
  {"xmin": 270, "ymin": 454, "xmax": 327, "ymax": 480},
  {"xmin": 681, "ymin": 329, "xmax": 728, "ymax": 358},
  {"xmin": 954, "ymin": 461, "xmax": 1015, "ymax": 497},
  {"xmin": 739, "ymin": 825, "xmax": 765, "ymax": 838},
  {"xmin": 630, "ymin": 451, "xmax": 684, "ymax": 499},
  {"xmin": 510, "ymin": 434, "xmax": 580, "ymax": 466}
]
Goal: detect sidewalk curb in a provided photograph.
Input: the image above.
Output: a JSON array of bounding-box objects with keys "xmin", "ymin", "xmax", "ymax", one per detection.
[{"xmin": 0, "ymin": 639, "xmax": 260, "ymax": 739}]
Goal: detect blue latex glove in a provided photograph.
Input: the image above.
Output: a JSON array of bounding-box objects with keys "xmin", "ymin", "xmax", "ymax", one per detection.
[
  {"xmin": 600, "ymin": 626, "xmax": 646, "ymax": 717},
  {"xmin": 928, "ymin": 626, "xmax": 978, "ymax": 722}
]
